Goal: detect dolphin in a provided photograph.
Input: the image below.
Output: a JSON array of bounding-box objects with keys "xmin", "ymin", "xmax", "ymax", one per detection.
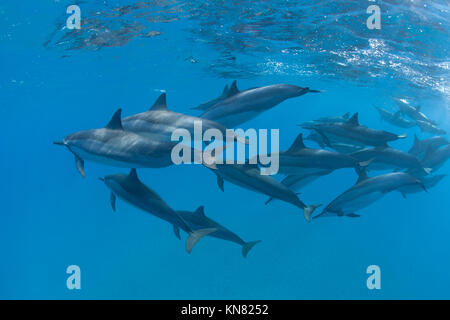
[
  {"xmin": 408, "ymin": 135, "xmax": 449, "ymax": 158},
  {"xmin": 122, "ymin": 93, "xmax": 247, "ymax": 144},
  {"xmin": 99, "ymin": 169, "xmax": 216, "ymax": 254},
  {"xmin": 304, "ymin": 131, "xmax": 363, "ymax": 153},
  {"xmin": 394, "ymin": 98, "xmax": 436, "ymax": 125},
  {"xmin": 199, "ymin": 83, "xmax": 321, "ymax": 127},
  {"xmin": 279, "ymin": 170, "xmax": 332, "ymax": 192},
  {"xmin": 313, "ymin": 112, "xmax": 351, "ymax": 123},
  {"xmin": 418, "ymin": 144, "xmax": 450, "ymax": 174},
  {"xmin": 203, "ymin": 161, "xmax": 321, "ymax": 222},
  {"xmin": 374, "ymin": 105, "xmax": 416, "ymax": 128},
  {"xmin": 416, "ymin": 120, "xmax": 447, "ymax": 135},
  {"xmin": 54, "ymin": 109, "xmax": 175, "ymax": 177},
  {"xmin": 302, "ymin": 113, "xmax": 407, "ymax": 147},
  {"xmin": 350, "ymin": 146, "xmax": 431, "ymax": 174},
  {"xmin": 313, "ymin": 169, "xmax": 425, "ymax": 219},
  {"xmin": 176, "ymin": 206, "xmax": 261, "ymax": 258},
  {"xmin": 191, "ymin": 82, "xmax": 231, "ymax": 110},
  {"xmin": 398, "ymin": 174, "xmax": 447, "ymax": 198},
  {"xmin": 265, "ymin": 133, "xmax": 369, "ymax": 176}
]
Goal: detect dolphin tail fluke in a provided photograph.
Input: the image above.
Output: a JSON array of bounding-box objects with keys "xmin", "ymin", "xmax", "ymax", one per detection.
[
  {"xmin": 185, "ymin": 228, "xmax": 217, "ymax": 254},
  {"xmin": 242, "ymin": 240, "xmax": 261, "ymax": 258},
  {"xmin": 423, "ymin": 167, "xmax": 432, "ymax": 175},
  {"xmin": 398, "ymin": 133, "xmax": 408, "ymax": 139},
  {"xmin": 304, "ymin": 204, "xmax": 322, "ymax": 222},
  {"xmin": 358, "ymin": 158, "xmax": 374, "ymax": 168}
]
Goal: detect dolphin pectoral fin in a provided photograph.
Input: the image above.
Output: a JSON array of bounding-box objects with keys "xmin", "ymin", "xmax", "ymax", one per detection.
[
  {"xmin": 398, "ymin": 133, "xmax": 408, "ymax": 139},
  {"xmin": 358, "ymin": 158, "xmax": 374, "ymax": 168},
  {"xmin": 185, "ymin": 228, "xmax": 217, "ymax": 254},
  {"xmin": 303, "ymin": 204, "xmax": 322, "ymax": 222},
  {"xmin": 346, "ymin": 213, "xmax": 360, "ymax": 218},
  {"xmin": 265, "ymin": 197, "xmax": 273, "ymax": 205},
  {"xmin": 423, "ymin": 167, "xmax": 432, "ymax": 175},
  {"xmin": 242, "ymin": 240, "xmax": 261, "ymax": 258},
  {"xmin": 173, "ymin": 225, "xmax": 181, "ymax": 240},
  {"xmin": 110, "ymin": 192, "xmax": 116, "ymax": 212},
  {"xmin": 400, "ymin": 191, "xmax": 407, "ymax": 199},
  {"xmin": 217, "ymin": 176, "xmax": 225, "ymax": 192},
  {"xmin": 74, "ymin": 155, "xmax": 85, "ymax": 178},
  {"xmin": 314, "ymin": 130, "xmax": 332, "ymax": 148}
]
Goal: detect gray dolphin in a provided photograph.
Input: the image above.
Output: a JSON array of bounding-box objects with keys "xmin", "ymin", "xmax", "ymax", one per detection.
[
  {"xmin": 304, "ymin": 131, "xmax": 363, "ymax": 153},
  {"xmin": 394, "ymin": 98, "xmax": 436, "ymax": 125},
  {"xmin": 302, "ymin": 113, "xmax": 407, "ymax": 147},
  {"xmin": 122, "ymin": 93, "xmax": 247, "ymax": 144},
  {"xmin": 313, "ymin": 170, "xmax": 425, "ymax": 219},
  {"xmin": 176, "ymin": 206, "xmax": 261, "ymax": 258},
  {"xmin": 314, "ymin": 112, "xmax": 351, "ymax": 123},
  {"xmin": 374, "ymin": 105, "xmax": 416, "ymax": 128},
  {"xmin": 398, "ymin": 174, "xmax": 447, "ymax": 198},
  {"xmin": 204, "ymin": 161, "xmax": 321, "ymax": 222},
  {"xmin": 350, "ymin": 146, "xmax": 431, "ymax": 174},
  {"xmin": 199, "ymin": 83, "xmax": 321, "ymax": 127},
  {"xmin": 54, "ymin": 109, "xmax": 175, "ymax": 177},
  {"xmin": 279, "ymin": 170, "xmax": 332, "ymax": 192},
  {"xmin": 99, "ymin": 169, "xmax": 216, "ymax": 254},
  {"xmin": 267, "ymin": 133, "xmax": 369, "ymax": 176},
  {"xmin": 416, "ymin": 120, "xmax": 447, "ymax": 135},
  {"xmin": 408, "ymin": 135, "xmax": 449, "ymax": 158}
]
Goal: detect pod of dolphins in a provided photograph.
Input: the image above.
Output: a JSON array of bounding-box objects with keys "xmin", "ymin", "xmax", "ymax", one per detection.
[{"xmin": 55, "ymin": 81, "xmax": 449, "ymax": 258}]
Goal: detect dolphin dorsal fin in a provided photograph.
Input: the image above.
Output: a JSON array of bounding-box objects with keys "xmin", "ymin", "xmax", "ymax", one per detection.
[
  {"xmin": 128, "ymin": 168, "xmax": 139, "ymax": 181},
  {"xmin": 347, "ymin": 113, "xmax": 359, "ymax": 126},
  {"xmin": 226, "ymin": 80, "xmax": 240, "ymax": 97},
  {"xmin": 194, "ymin": 206, "xmax": 206, "ymax": 217},
  {"xmin": 287, "ymin": 133, "xmax": 307, "ymax": 153},
  {"xmin": 221, "ymin": 84, "xmax": 229, "ymax": 97},
  {"xmin": 106, "ymin": 109, "xmax": 123, "ymax": 130},
  {"xmin": 356, "ymin": 168, "xmax": 369, "ymax": 184},
  {"xmin": 149, "ymin": 93, "xmax": 168, "ymax": 111}
]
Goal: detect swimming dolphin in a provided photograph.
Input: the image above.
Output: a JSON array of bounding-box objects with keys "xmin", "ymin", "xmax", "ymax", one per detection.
[
  {"xmin": 199, "ymin": 83, "xmax": 321, "ymax": 127},
  {"xmin": 203, "ymin": 161, "xmax": 321, "ymax": 222},
  {"xmin": 265, "ymin": 133, "xmax": 369, "ymax": 176},
  {"xmin": 302, "ymin": 113, "xmax": 407, "ymax": 147},
  {"xmin": 191, "ymin": 82, "xmax": 232, "ymax": 110},
  {"xmin": 350, "ymin": 146, "xmax": 431, "ymax": 174},
  {"xmin": 99, "ymin": 169, "xmax": 216, "ymax": 254},
  {"xmin": 279, "ymin": 170, "xmax": 332, "ymax": 192},
  {"xmin": 313, "ymin": 170, "xmax": 425, "ymax": 219},
  {"xmin": 122, "ymin": 93, "xmax": 247, "ymax": 144},
  {"xmin": 54, "ymin": 109, "xmax": 175, "ymax": 177},
  {"xmin": 313, "ymin": 112, "xmax": 351, "ymax": 123},
  {"xmin": 176, "ymin": 206, "xmax": 261, "ymax": 258},
  {"xmin": 408, "ymin": 135, "xmax": 449, "ymax": 158},
  {"xmin": 374, "ymin": 105, "xmax": 416, "ymax": 128},
  {"xmin": 398, "ymin": 174, "xmax": 447, "ymax": 198},
  {"xmin": 394, "ymin": 98, "xmax": 436, "ymax": 125},
  {"xmin": 304, "ymin": 131, "xmax": 363, "ymax": 153},
  {"xmin": 416, "ymin": 120, "xmax": 447, "ymax": 135}
]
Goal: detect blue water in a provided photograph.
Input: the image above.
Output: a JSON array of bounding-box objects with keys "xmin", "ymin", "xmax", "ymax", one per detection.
[{"xmin": 1, "ymin": 1, "xmax": 449, "ymax": 299}]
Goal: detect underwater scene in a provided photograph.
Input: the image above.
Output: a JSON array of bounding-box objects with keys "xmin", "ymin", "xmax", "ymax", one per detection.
[{"xmin": 1, "ymin": 1, "xmax": 449, "ymax": 299}]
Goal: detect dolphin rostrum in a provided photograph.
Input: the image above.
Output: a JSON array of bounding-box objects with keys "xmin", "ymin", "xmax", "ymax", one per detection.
[
  {"xmin": 203, "ymin": 160, "xmax": 321, "ymax": 222},
  {"xmin": 122, "ymin": 93, "xmax": 247, "ymax": 144},
  {"xmin": 265, "ymin": 133, "xmax": 370, "ymax": 176},
  {"xmin": 408, "ymin": 134, "xmax": 449, "ymax": 158},
  {"xmin": 313, "ymin": 169, "xmax": 425, "ymax": 219},
  {"xmin": 350, "ymin": 146, "xmax": 431, "ymax": 174},
  {"xmin": 176, "ymin": 206, "xmax": 261, "ymax": 258},
  {"xmin": 199, "ymin": 83, "xmax": 321, "ymax": 127},
  {"xmin": 54, "ymin": 109, "xmax": 175, "ymax": 177},
  {"xmin": 99, "ymin": 169, "xmax": 216, "ymax": 253},
  {"xmin": 374, "ymin": 105, "xmax": 416, "ymax": 128},
  {"xmin": 302, "ymin": 113, "xmax": 407, "ymax": 147}
]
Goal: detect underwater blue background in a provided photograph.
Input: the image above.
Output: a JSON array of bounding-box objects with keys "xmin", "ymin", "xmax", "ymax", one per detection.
[{"xmin": 1, "ymin": 1, "xmax": 449, "ymax": 299}]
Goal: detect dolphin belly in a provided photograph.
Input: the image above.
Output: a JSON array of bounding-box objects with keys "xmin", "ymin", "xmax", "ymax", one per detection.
[
  {"xmin": 336, "ymin": 191, "xmax": 386, "ymax": 214},
  {"xmin": 70, "ymin": 146, "xmax": 146, "ymax": 168},
  {"xmin": 205, "ymin": 110, "xmax": 261, "ymax": 128}
]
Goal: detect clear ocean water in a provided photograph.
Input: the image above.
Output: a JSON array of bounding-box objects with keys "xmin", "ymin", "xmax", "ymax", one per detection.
[{"xmin": 1, "ymin": 1, "xmax": 449, "ymax": 299}]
